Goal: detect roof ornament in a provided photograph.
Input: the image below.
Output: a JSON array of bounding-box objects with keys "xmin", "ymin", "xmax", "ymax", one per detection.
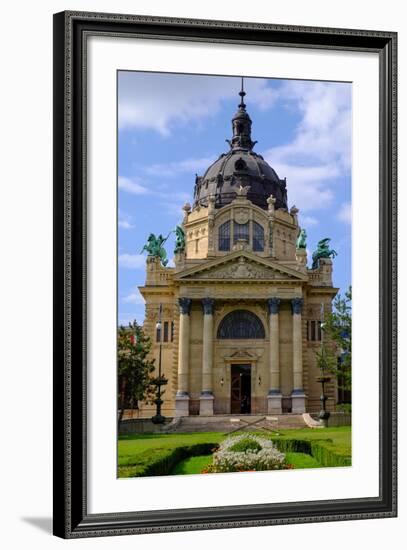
[
  {"xmin": 230, "ymin": 77, "xmax": 255, "ymax": 151},
  {"xmin": 236, "ymin": 184, "xmax": 250, "ymax": 196},
  {"xmin": 238, "ymin": 77, "xmax": 246, "ymax": 110}
]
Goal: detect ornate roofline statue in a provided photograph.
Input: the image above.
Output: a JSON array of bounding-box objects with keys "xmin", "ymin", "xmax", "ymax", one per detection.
[
  {"xmin": 141, "ymin": 233, "xmax": 171, "ymax": 267},
  {"xmin": 174, "ymin": 225, "xmax": 186, "ymax": 254},
  {"xmin": 296, "ymin": 228, "xmax": 307, "ymax": 249},
  {"xmin": 311, "ymin": 238, "xmax": 337, "ymax": 269}
]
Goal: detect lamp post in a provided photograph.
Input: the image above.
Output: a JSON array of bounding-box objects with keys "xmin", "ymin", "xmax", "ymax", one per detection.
[
  {"xmin": 317, "ymin": 303, "xmax": 331, "ymax": 427},
  {"xmin": 152, "ymin": 304, "xmax": 166, "ymax": 424}
]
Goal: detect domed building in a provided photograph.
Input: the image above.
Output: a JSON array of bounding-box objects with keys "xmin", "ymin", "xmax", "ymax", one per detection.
[{"xmin": 139, "ymin": 83, "xmax": 338, "ymax": 419}]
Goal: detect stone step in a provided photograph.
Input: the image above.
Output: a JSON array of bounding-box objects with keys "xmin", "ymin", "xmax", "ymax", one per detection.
[{"xmin": 164, "ymin": 414, "xmax": 307, "ymax": 433}]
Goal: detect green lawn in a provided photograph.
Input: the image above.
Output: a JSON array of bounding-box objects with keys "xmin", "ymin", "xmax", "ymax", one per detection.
[
  {"xmin": 170, "ymin": 455, "xmax": 213, "ymax": 475},
  {"xmin": 272, "ymin": 426, "xmax": 351, "ymax": 466},
  {"xmin": 118, "ymin": 426, "xmax": 351, "ymax": 477},
  {"xmin": 285, "ymin": 452, "xmax": 321, "ymax": 469},
  {"xmin": 119, "ymin": 432, "xmax": 224, "ymax": 467}
]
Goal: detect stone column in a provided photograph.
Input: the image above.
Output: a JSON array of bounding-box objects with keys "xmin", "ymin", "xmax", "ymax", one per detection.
[
  {"xmin": 291, "ymin": 297, "xmax": 306, "ymax": 413},
  {"xmin": 175, "ymin": 297, "xmax": 192, "ymax": 417},
  {"xmin": 200, "ymin": 298, "xmax": 215, "ymax": 416},
  {"xmin": 267, "ymin": 298, "xmax": 282, "ymax": 414}
]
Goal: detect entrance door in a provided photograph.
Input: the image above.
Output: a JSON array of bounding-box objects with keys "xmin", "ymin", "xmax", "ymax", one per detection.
[{"xmin": 230, "ymin": 364, "xmax": 251, "ymax": 414}]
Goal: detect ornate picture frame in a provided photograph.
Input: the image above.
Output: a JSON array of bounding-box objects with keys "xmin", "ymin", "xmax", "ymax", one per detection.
[{"xmin": 53, "ymin": 11, "xmax": 397, "ymax": 538}]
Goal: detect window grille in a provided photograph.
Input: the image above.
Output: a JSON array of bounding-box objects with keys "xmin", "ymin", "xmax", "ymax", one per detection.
[
  {"xmin": 219, "ymin": 220, "xmax": 231, "ymax": 251},
  {"xmin": 233, "ymin": 222, "xmax": 249, "ymax": 244},
  {"xmin": 217, "ymin": 310, "xmax": 265, "ymax": 339},
  {"xmin": 253, "ymin": 221, "xmax": 265, "ymax": 251}
]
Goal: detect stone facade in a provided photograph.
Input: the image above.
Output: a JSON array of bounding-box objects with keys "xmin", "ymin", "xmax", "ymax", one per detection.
[
  {"xmin": 137, "ymin": 85, "xmax": 339, "ymax": 417},
  {"xmin": 138, "ymin": 193, "xmax": 338, "ymax": 417}
]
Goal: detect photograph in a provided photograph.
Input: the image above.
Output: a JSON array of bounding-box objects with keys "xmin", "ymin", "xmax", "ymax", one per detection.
[{"xmin": 117, "ymin": 71, "xmax": 352, "ymax": 478}]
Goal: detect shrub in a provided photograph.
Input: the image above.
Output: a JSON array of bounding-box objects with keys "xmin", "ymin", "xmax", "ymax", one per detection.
[
  {"xmin": 207, "ymin": 434, "xmax": 286, "ymax": 473},
  {"xmin": 273, "ymin": 438, "xmax": 351, "ymax": 468},
  {"xmin": 229, "ymin": 438, "xmax": 262, "ymax": 453},
  {"xmin": 336, "ymin": 403, "xmax": 352, "ymax": 414},
  {"xmin": 118, "ymin": 442, "xmax": 218, "ymax": 478}
]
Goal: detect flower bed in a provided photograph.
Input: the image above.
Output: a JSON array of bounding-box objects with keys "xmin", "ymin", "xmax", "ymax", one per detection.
[{"xmin": 203, "ymin": 434, "xmax": 286, "ymax": 473}]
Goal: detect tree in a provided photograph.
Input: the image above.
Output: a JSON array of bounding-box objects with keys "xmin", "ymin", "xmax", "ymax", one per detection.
[
  {"xmin": 117, "ymin": 321, "xmax": 158, "ymax": 428},
  {"xmin": 319, "ymin": 286, "xmax": 352, "ymax": 395}
]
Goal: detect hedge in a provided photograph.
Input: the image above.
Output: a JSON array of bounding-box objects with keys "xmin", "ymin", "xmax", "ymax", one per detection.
[
  {"xmin": 118, "ymin": 442, "xmax": 217, "ymax": 478},
  {"xmin": 273, "ymin": 438, "xmax": 351, "ymax": 468}
]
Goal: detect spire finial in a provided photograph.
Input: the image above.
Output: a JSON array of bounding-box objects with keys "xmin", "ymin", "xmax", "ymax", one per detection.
[
  {"xmin": 238, "ymin": 77, "xmax": 246, "ymax": 109},
  {"xmin": 228, "ymin": 77, "xmax": 256, "ymax": 151}
]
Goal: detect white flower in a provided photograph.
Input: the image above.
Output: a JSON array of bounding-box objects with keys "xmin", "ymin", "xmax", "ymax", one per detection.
[{"xmin": 210, "ymin": 435, "xmax": 286, "ymax": 473}]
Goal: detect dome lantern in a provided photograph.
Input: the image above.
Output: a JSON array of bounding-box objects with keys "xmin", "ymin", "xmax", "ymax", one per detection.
[{"xmin": 229, "ymin": 78, "xmax": 257, "ymax": 151}]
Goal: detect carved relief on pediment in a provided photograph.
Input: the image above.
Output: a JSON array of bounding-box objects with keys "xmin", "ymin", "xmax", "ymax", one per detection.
[{"xmin": 193, "ymin": 256, "xmax": 291, "ymax": 280}]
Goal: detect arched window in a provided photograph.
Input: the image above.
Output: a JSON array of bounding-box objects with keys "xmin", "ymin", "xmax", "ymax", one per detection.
[
  {"xmin": 253, "ymin": 221, "xmax": 265, "ymax": 251},
  {"xmin": 218, "ymin": 221, "xmax": 231, "ymax": 251},
  {"xmin": 233, "ymin": 222, "xmax": 249, "ymax": 244},
  {"xmin": 217, "ymin": 310, "xmax": 265, "ymax": 339}
]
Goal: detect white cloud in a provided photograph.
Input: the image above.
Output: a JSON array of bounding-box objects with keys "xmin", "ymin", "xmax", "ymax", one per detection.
[
  {"xmin": 300, "ymin": 215, "xmax": 319, "ymax": 227},
  {"xmin": 118, "ymin": 254, "xmax": 146, "ymax": 269},
  {"xmin": 144, "ymin": 156, "xmax": 216, "ymax": 177},
  {"xmin": 118, "ymin": 73, "xmax": 277, "ymax": 134},
  {"xmin": 337, "ymin": 202, "xmax": 352, "ymax": 224},
  {"xmin": 263, "ymin": 80, "xmax": 351, "ymax": 212},
  {"xmin": 269, "ymin": 161, "xmax": 336, "ymax": 211},
  {"xmin": 118, "ymin": 219, "xmax": 133, "ymax": 229},
  {"xmin": 123, "ymin": 288, "xmax": 145, "ymax": 304},
  {"xmin": 273, "ymin": 81, "xmax": 351, "ymax": 169},
  {"xmin": 118, "ymin": 175, "xmax": 189, "ymax": 204},
  {"xmin": 118, "ymin": 210, "xmax": 135, "ymax": 229},
  {"xmin": 118, "ymin": 176, "xmax": 149, "ymax": 195}
]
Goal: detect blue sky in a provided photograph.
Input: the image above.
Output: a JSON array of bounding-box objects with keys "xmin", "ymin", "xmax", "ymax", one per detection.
[{"xmin": 118, "ymin": 71, "xmax": 352, "ymax": 326}]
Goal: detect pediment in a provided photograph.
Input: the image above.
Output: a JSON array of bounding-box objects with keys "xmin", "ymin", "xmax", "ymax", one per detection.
[
  {"xmin": 224, "ymin": 349, "xmax": 259, "ymax": 361},
  {"xmin": 174, "ymin": 251, "xmax": 307, "ymax": 282}
]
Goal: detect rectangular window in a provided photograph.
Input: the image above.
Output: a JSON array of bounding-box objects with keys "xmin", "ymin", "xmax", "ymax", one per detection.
[
  {"xmin": 170, "ymin": 321, "xmax": 174, "ymax": 342},
  {"xmin": 233, "ymin": 221, "xmax": 249, "ymax": 244},
  {"xmin": 163, "ymin": 321, "xmax": 169, "ymax": 342},
  {"xmin": 310, "ymin": 320, "xmax": 316, "ymax": 341},
  {"xmin": 252, "ymin": 221, "xmax": 265, "ymax": 251},
  {"xmin": 219, "ymin": 220, "xmax": 231, "ymax": 251},
  {"xmin": 307, "ymin": 320, "xmax": 322, "ymax": 341},
  {"xmin": 156, "ymin": 326, "xmax": 161, "ymax": 343}
]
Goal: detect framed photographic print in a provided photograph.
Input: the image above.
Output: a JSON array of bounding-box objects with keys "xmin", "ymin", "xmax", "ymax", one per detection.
[{"xmin": 53, "ymin": 11, "xmax": 397, "ymax": 538}]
